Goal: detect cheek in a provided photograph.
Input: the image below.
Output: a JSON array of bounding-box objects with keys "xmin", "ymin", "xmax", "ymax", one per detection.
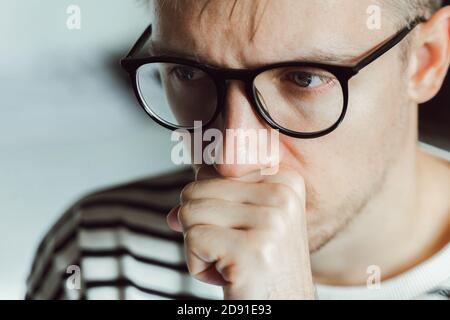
[
  {"xmin": 277, "ymin": 137, "xmax": 352, "ymax": 210},
  {"xmin": 346, "ymin": 52, "xmax": 410, "ymax": 139},
  {"xmin": 336, "ymin": 54, "xmax": 411, "ymax": 169}
]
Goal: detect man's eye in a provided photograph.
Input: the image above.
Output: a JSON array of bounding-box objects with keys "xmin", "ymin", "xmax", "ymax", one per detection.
[
  {"xmin": 285, "ymin": 72, "xmax": 331, "ymax": 89},
  {"xmin": 171, "ymin": 66, "xmax": 205, "ymax": 81}
]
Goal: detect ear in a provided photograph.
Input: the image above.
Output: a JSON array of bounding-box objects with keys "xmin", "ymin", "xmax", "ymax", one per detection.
[{"xmin": 407, "ymin": 6, "xmax": 450, "ymax": 104}]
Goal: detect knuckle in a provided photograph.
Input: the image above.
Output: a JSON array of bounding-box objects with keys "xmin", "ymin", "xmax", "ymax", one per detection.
[
  {"xmin": 178, "ymin": 202, "xmax": 191, "ymax": 223},
  {"xmin": 184, "ymin": 227, "xmax": 198, "ymax": 247},
  {"xmin": 269, "ymin": 184, "xmax": 296, "ymax": 210},
  {"xmin": 181, "ymin": 182, "xmax": 197, "ymax": 202},
  {"xmin": 179, "ymin": 199, "xmax": 212, "ymax": 223}
]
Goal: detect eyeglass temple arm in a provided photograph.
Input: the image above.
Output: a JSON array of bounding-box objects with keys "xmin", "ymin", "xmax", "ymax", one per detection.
[
  {"xmin": 125, "ymin": 24, "xmax": 153, "ymax": 58},
  {"xmin": 352, "ymin": 16, "xmax": 427, "ymax": 74}
]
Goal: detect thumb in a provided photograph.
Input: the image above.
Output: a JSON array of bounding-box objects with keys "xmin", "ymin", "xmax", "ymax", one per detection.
[{"xmin": 262, "ymin": 167, "xmax": 306, "ymax": 208}]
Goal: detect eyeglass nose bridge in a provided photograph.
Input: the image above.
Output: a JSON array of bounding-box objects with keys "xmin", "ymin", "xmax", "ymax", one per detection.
[
  {"xmin": 210, "ymin": 69, "xmax": 278, "ymax": 136},
  {"xmin": 212, "ymin": 68, "xmax": 263, "ymax": 114},
  {"xmin": 212, "ymin": 67, "xmax": 255, "ymax": 83}
]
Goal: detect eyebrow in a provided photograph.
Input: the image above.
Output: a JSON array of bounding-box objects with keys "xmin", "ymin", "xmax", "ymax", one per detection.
[
  {"xmin": 148, "ymin": 41, "xmax": 362, "ymax": 67},
  {"xmin": 148, "ymin": 42, "xmax": 207, "ymax": 63}
]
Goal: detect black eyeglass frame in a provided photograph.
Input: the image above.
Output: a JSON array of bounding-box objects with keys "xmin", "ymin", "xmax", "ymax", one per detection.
[{"xmin": 121, "ymin": 17, "xmax": 426, "ymax": 139}]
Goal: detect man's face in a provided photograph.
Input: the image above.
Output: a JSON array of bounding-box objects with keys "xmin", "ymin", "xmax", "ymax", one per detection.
[{"xmin": 151, "ymin": 0, "xmax": 415, "ymax": 252}]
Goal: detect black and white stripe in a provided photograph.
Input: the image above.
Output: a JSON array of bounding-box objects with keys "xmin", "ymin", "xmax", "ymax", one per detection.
[{"xmin": 26, "ymin": 168, "xmax": 222, "ymax": 300}]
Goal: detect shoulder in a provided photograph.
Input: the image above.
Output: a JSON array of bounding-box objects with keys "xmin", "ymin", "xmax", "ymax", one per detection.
[{"xmin": 25, "ymin": 168, "xmax": 197, "ymax": 299}]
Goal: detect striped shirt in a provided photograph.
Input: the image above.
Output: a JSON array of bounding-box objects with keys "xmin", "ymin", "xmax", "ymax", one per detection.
[{"xmin": 26, "ymin": 161, "xmax": 450, "ymax": 300}]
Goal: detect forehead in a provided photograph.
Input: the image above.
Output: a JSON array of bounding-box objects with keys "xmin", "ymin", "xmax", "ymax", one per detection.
[{"xmin": 151, "ymin": 0, "xmax": 391, "ymax": 68}]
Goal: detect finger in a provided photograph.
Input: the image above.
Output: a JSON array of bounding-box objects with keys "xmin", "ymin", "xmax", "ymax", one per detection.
[
  {"xmin": 181, "ymin": 178, "xmax": 292, "ymax": 207},
  {"xmin": 184, "ymin": 225, "xmax": 245, "ymax": 283},
  {"xmin": 198, "ymin": 165, "xmax": 305, "ymax": 200},
  {"xmin": 166, "ymin": 206, "xmax": 182, "ymax": 232},
  {"xmin": 178, "ymin": 199, "xmax": 276, "ymax": 231},
  {"xmin": 197, "ymin": 165, "xmax": 264, "ymax": 183}
]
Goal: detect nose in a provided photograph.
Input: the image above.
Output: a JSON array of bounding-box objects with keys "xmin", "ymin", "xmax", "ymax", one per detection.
[{"xmin": 211, "ymin": 81, "xmax": 280, "ymax": 178}]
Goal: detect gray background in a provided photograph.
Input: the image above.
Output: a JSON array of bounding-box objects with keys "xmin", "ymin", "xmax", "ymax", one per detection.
[{"xmin": 0, "ymin": 0, "xmax": 177, "ymax": 299}]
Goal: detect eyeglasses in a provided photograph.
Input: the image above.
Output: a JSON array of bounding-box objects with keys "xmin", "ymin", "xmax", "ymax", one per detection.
[{"xmin": 121, "ymin": 17, "xmax": 426, "ymax": 139}]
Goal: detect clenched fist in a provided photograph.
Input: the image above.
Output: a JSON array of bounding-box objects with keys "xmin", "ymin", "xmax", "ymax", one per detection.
[{"xmin": 167, "ymin": 166, "xmax": 315, "ymax": 300}]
